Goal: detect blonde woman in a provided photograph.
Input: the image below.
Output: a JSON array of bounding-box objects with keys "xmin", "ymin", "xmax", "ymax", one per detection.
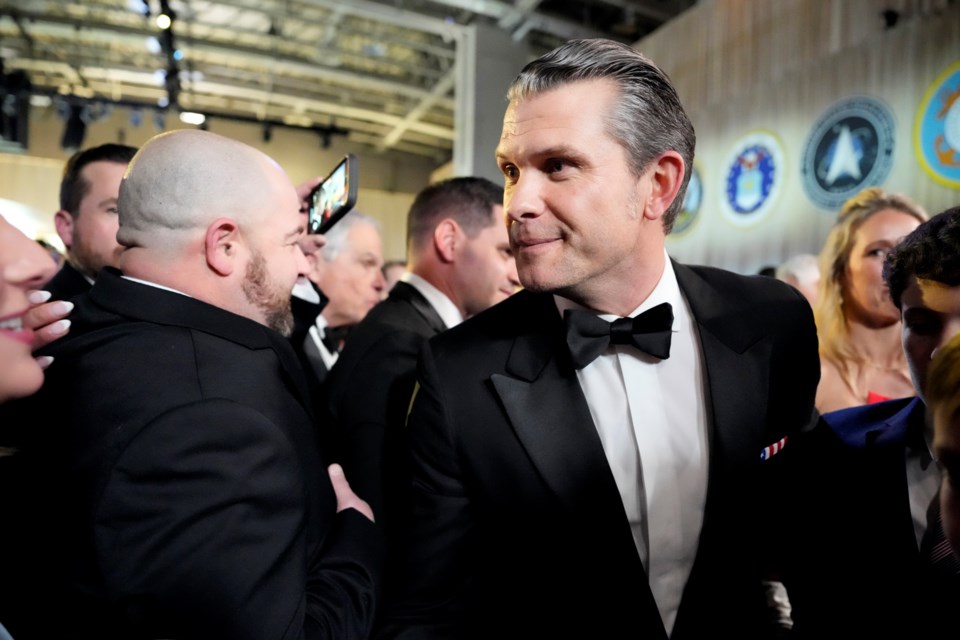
[{"xmin": 814, "ymin": 187, "xmax": 927, "ymax": 412}]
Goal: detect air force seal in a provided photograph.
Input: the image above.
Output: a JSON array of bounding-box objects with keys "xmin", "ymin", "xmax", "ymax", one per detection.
[
  {"xmin": 914, "ymin": 60, "xmax": 960, "ymax": 189},
  {"xmin": 802, "ymin": 96, "xmax": 896, "ymax": 210},
  {"xmin": 721, "ymin": 131, "xmax": 784, "ymax": 227}
]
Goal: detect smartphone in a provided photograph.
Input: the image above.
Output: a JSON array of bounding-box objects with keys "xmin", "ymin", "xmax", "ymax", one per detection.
[{"xmin": 307, "ymin": 154, "xmax": 359, "ymax": 234}]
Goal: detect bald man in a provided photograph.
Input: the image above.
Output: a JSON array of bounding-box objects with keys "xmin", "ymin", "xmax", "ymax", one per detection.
[{"xmin": 8, "ymin": 131, "xmax": 382, "ymax": 640}]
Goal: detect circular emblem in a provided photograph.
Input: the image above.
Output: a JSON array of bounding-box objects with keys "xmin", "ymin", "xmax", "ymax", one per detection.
[
  {"xmin": 672, "ymin": 164, "xmax": 702, "ymax": 236},
  {"xmin": 721, "ymin": 131, "xmax": 784, "ymax": 227},
  {"xmin": 914, "ymin": 59, "xmax": 960, "ymax": 189},
  {"xmin": 801, "ymin": 96, "xmax": 896, "ymax": 210}
]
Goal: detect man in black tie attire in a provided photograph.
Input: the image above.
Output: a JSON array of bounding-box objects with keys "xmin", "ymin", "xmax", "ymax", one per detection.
[
  {"xmin": 378, "ymin": 38, "xmax": 819, "ymax": 639},
  {"xmin": 783, "ymin": 207, "xmax": 960, "ymax": 638},
  {"xmin": 47, "ymin": 143, "xmax": 137, "ymax": 300},
  {"xmin": 290, "ymin": 211, "xmax": 386, "ymax": 396},
  {"xmin": 326, "ymin": 176, "xmax": 518, "ymax": 535}
]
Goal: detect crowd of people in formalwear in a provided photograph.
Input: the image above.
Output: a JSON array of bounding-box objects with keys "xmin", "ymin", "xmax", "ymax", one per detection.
[{"xmin": 1, "ymin": 37, "xmax": 959, "ymax": 640}]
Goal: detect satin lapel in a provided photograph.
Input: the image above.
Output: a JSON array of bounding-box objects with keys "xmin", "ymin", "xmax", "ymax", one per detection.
[
  {"xmin": 489, "ymin": 294, "xmax": 630, "ymax": 527},
  {"xmin": 675, "ymin": 263, "xmax": 771, "ymax": 483},
  {"xmin": 392, "ymin": 282, "xmax": 447, "ymax": 334},
  {"xmin": 301, "ymin": 334, "xmax": 329, "ymax": 386}
]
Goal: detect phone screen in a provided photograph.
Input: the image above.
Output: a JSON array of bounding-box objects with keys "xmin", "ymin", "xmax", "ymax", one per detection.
[{"xmin": 308, "ymin": 154, "xmax": 358, "ymax": 234}]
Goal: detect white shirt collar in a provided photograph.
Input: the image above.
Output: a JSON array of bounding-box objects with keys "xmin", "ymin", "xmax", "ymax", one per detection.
[
  {"xmin": 402, "ymin": 272, "xmax": 463, "ymax": 329},
  {"xmin": 122, "ymin": 275, "xmax": 192, "ymax": 298},
  {"xmin": 291, "ymin": 277, "xmax": 321, "ymax": 303}
]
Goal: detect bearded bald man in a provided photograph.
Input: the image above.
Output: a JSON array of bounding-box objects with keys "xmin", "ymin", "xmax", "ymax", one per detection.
[{"xmin": 7, "ymin": 130, "xmax": 382, "ymax": 640}]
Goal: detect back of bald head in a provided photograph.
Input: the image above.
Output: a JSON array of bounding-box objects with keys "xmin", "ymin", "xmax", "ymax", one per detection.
[{"xmin": 117, "ymin": 130, "xmax": 282, "ymax": 250}]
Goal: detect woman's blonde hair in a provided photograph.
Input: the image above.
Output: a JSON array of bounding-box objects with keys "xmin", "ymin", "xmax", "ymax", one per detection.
[{"xmin": 814, "ymin": 187, "xmax": 927, "ymax": 392}]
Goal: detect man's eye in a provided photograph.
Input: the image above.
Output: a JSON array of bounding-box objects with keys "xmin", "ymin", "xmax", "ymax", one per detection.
[
  {"xmin": 546, "ymin": 159, "xmax": 565, "ymax": 173},
  {"xmin": 502, "ymin": 165, "xmax": 518, "ymax": 179}
]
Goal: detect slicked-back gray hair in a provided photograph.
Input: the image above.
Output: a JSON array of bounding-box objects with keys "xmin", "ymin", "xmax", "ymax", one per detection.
[{"xmin": 507, "ymin": 38, "xmax": 695, "ymax": 233}]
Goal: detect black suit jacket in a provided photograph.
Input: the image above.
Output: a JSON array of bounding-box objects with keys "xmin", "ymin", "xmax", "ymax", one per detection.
[
  {"xmin": 44, "ymin": 260, "xmax": 91, "ymax": 300},
  {"xmin": 380, "ymin": 262, "xmax": 819, "ymax": 639},
  {"xmin": 326, "ymin": 281, "xmax": 447, "ymax": 524},
  {"xmin": 782, "ymin": 397, "xmax": 959, "ymax": 638},
  {"xmin": 10, "ymin": 269, "xmax": 382, "ymax": 640}
]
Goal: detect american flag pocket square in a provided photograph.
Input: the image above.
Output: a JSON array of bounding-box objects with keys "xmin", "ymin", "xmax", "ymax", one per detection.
[{"xmin": 760, "ymin": 436, "xmax": 788, "ymax": 461}]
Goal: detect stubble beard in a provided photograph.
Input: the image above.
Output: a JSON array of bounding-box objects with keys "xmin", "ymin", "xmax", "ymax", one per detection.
[{"xmin": 243, "ymin": 250, "xmax": 294, "ymax": 337}]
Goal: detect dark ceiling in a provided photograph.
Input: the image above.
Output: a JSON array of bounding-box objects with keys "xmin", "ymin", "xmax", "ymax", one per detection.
[{"xmin": 0, "ymin": 0, "xmax": 696, "ymax": 161}]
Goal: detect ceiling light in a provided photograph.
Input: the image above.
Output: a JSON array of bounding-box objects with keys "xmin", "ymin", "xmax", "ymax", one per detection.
[
  {"xmin": 156, "ymin": 14, "xmax": 172, "ymax": 30},
  {"xmin": 179, "ymin": 111, "xmax": 205, "ymax": 126}
]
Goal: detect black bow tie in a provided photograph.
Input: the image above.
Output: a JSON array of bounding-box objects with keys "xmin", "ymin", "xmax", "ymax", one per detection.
[
  {"xmin": 320, "ymin": 326, "xmax": 350, "ymax": 354},
  {"xmin": 563, "ymin": 302, "xmax": 674, "ymax": 369}
]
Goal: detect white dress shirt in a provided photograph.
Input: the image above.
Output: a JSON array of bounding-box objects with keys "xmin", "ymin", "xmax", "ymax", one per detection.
[{"xmin": 555, "ymin": 255, "xmax": 708, "ymax": 636}]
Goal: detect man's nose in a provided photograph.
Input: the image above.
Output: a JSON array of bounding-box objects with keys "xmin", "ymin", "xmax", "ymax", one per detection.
[{"xmin": 505, "ymin": 172, "xmax": 545, "ymax": 222}]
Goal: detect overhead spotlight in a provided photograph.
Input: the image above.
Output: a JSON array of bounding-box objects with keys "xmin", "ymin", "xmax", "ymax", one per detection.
[
  {"xmin": 157, "ymin": 0, "xmax": 176, "ymax": 29},
  {"xmin": 319, "ymin": 132, "xmax": 331, "ymax": 149},
  {"xmin": 145, "ymin": 36, "xmax": 161, "ymax": 54},
  {"xmin": 179, "ymin": 111, "xmax": 205, "ymax": 126},
  {"xmin": 153, "ymin": 110, "xmax": 166, "ymax": 132},
  {"xmin": 262, "ymin": 123, "xmax": 273, "ymax": 143}
]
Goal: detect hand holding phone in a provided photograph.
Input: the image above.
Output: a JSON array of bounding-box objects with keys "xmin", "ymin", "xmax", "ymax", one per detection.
[{"xmin": 308, "ymin": 154, "xmax": 359, "ymax": 234}]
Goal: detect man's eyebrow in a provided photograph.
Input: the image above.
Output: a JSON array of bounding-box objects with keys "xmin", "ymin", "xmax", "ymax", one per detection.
[
  {"xmin": 496, "ymin": 144, "xmax": 581, "ymax": 162},
  {"xmin": 285, "ymin": 225, "xmax": 304, "ymax": 239}
]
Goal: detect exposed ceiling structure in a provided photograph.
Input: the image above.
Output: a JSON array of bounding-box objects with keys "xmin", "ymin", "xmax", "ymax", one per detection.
[{"xmin": 0, "ymin": 0, "xmax": 695, "ymax": 162}]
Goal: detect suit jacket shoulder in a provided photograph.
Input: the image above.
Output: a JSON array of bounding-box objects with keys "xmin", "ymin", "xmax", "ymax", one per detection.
[{"xmin": 45, "ymin": 261, "xmax": 91, "ymax": 301}]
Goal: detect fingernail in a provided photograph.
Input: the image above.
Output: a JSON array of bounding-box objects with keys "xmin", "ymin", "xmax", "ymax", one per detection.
[
  {"xmin": 48, "ymin": 319, "xmax": 71, "ymax": 336},
  {"xmin": 35, "ymin": 355, "xmax": 54, "ymax": 369},
  {"xmin": 51, "ymin": 300, "xmax": 74, "ymax": 315},
  {"xmin": 28, "ymin": 290, "xmax": 52, "ymax": 304}
]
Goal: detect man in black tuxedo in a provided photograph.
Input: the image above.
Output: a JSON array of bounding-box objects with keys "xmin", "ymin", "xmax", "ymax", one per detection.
[
  {"xmin": 327, "ymin": 176, "xmax": 517, "ymax": 530},
  {"xmin": 46, "ymin": 143, "xmax": 137, "ymax": 300},
  {"xmin": 11, "ymin": 130, "xmax": 382, "ymax": 640},
  {"xmin": 379, "ymin": 39, "xmax": 819, "ymax": 639}
]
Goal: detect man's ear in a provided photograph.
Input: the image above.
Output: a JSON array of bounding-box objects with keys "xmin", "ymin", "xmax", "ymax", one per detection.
[
  {"xmin": 54, "ymin": 210, "xmax": 75, "ymax": 249},
  {"xmin": 204, "ymin": 217, "xmax": 242, "ymax": 276},
  {"xmin": 642, "ymin": 151, "xmax": 685, "ymax": 222},
  {"xmin": 433, "ymin": 218, "xmax": 461, "ymax": 263}
]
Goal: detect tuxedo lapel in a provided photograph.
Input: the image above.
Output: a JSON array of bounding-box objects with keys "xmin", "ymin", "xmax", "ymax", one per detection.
[
  {"xmin": 391, "ymin": 282, "xmax": 447, "ymax": 334},
  {"xmin": 674, "ymin": 263, "xmax": 770, "ymax": 475},
  {"xmin": 489, "ymin": 294, "xmax": 616, "ymax": 511}
]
